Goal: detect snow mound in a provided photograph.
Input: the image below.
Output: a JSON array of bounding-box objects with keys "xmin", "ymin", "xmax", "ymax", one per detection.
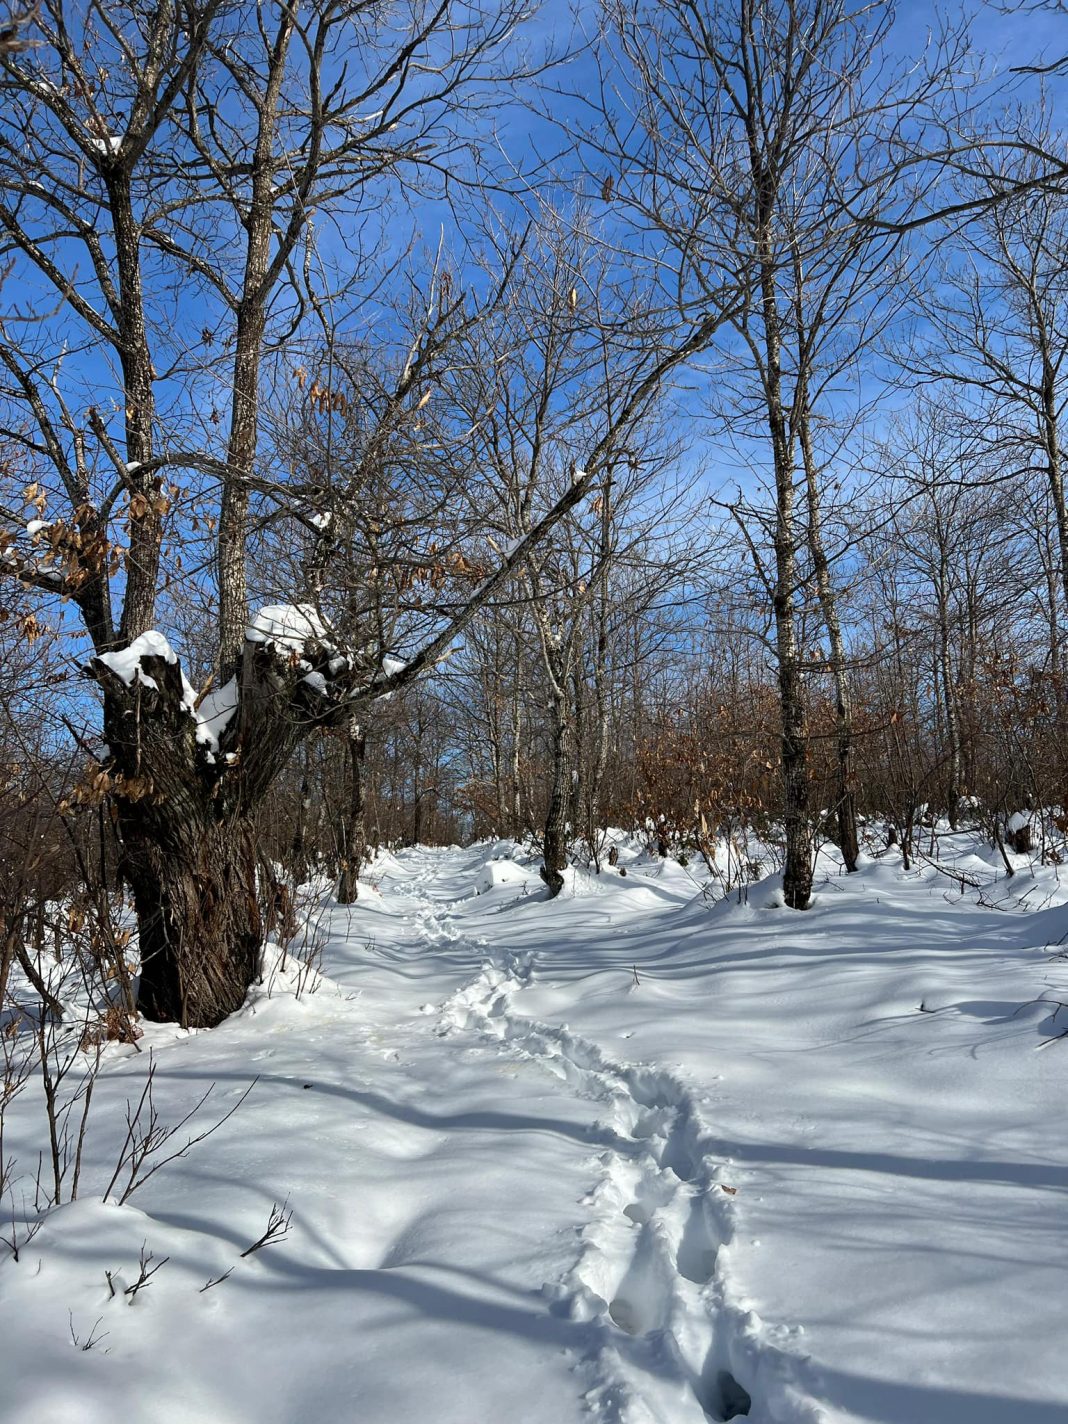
[
  {"xmin": 96, "ymin": 630, "xmax": 197, "ymax": 710},
  {"xmin": 474, "ymin": 858, "xmax": 536, "ymax": 895},
  {"xmin": 246, "ymin": 603, "xmax": 329, "ymax": 652}
]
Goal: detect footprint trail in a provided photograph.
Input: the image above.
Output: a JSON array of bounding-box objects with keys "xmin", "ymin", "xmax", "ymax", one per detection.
[{"xmin": 408, "ymin": 878, "xmax": 824, "ymax": 1424}]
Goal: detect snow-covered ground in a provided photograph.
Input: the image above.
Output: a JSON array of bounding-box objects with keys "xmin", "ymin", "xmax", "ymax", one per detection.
[{"xmin": 1, "ymin": 836, "xmax": 1066, "ymax": 1423}]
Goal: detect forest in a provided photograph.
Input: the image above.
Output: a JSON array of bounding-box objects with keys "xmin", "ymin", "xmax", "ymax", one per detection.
[{"xmin": 0, "ymin": 3, "xmax": 1066, "ymax": 1422}]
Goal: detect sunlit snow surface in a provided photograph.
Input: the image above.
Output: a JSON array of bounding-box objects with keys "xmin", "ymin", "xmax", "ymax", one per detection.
[{"xmin": 1, "ymin": 835, "xmax": 1066, "ymax": 1423}]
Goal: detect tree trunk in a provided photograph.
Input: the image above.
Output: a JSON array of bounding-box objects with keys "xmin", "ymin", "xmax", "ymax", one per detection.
[
  {"xmin": 741, "ymin": 104, "xmax": 813, "ymax": 910},
  {"xmin": 569, "ymin": 664, "xmax": 584, "ymax": 841},
  {"xmin": 290, "ymin": 749, "xmax": 312, "ymax": 884},
  {"xmin": 540, "ymin": 696, "xmax": 570, "ymax": 897},
  {"xmin": 1038, "ymin": 342, "xmax": 1068, "ymax": 623},
  {"xmin": 797, "ymin": 403, "xmax": 858, "ymax": 872},
  {"xmin": 126, "ymin": 812, "xmax": 261, "ymax": 1028},
  {"xmin": 935, "ymin": 564, "xmax": 962, "ymax": 826},
  {"xmin": 106, "ymin": 164, "xmax": 160, "ymax": 645},
  {"xmin": 337, "ymin": 721, "xmax": 366, "ymax": 904},
  {"xmin": 98, "ymin": 651, "xmax": 263, "ymax": 1028},
  {"xmin": 94, "ymin": 624, "xmax": 354, "ymax": 1026},
  {"xmin": 510, "ymin": 664, "xmax": 524, "ymax": 837},
  {"xmin": 217, "ymin": 6, "xmax": 297, "ymax": 672},
  {"xmin": 759, "ymin": 253, "xmax": 812, "ymax": 909}
]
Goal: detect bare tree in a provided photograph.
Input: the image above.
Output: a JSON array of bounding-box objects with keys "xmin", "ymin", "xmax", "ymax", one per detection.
[
  {"xmin": 910, "ymin": 118, "xmax": 1068, "ymax": 652},
  {"xmin": 441, "ymin": 211, "xmax": 690, "ymax": 893},
  {"xmin": 586, "ymin": 0, "xmax": 966, "ymax": 903}
]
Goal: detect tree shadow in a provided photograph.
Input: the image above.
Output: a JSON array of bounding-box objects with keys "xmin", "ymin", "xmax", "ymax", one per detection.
[{"xmin": 818, "ymin": 1364, "xmax": 1067, "ymax": 1424}]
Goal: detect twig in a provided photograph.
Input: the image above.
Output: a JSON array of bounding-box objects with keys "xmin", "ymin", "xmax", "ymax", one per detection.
[
  {"xmin": 68, "ymin": 1313, "xmax": 108, "ymax": 1351},
  {"xmin": 124, "ymin": 1242, "xmax": 168, "ymax": 1299},
  {"xmin": 199, "ymin": 1266, "xmax": 235, "ymax": 1293},
  {"xmin": 240, "ymin": 1199, "xmax": 292, "ymax": 1257},
  {"xmin": 103, "ymin": 1056, "xmax": 257, "ymax": 1205}
]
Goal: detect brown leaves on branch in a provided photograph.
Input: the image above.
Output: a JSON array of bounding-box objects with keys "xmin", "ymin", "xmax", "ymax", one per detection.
[
  {"xmin": 294, "ymin": 367, "xmax": 347, "ymax": 415},
  {"xmin": 58, "ymin": 763, "xmax": 159, "ymax": 813},
  {"xmin": 127, "ymin": 491, "xmax": 169, "ymax": 524},
  {"xmin": 390, "ymin": 548, "xmax": 488, "ymax": 595},
  {"xmin": 0, "ymin": 608, "xmax": 44, "ymax": 643},
  {"xmin": 627, "ymin": 688, "xmax": 780, "ymax": 848}
]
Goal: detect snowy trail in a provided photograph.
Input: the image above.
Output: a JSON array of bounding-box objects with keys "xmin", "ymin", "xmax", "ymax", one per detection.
[
  {"xmin": 2, "ymin": 840, "xmax": 1065, "ymax": 1424},
  {"xmin": 389, "ymin": 849, "xmax": 822, "ymax": 1424},
  {"xmin": 352, "ymin": 841, "xmax": 1068, "ymax": 1424},
  {"xmin": 0, "ymin": 848, "xmax": 635, "ymax": 1424}
]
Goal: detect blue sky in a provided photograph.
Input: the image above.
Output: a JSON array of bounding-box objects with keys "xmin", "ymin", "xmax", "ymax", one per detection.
[{"xmin": 7, "ymin": 0, "xmax": 1068, "ymax": 665}]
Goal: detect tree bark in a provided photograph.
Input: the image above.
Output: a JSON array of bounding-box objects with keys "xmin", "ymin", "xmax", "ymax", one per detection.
[
  {"xmin": 337, "ymin": 721, "xmax": 366, "ymax": 903},
  {"xmin": 540, "ymin": 694, "xmax": 571, "ymax": 897},
  {"xmin": 797, "ymin": 405, "xmax": 858, "ymax": 871},
  {"xmin": 759, "ymin": 252, "xmax": 812, "ymax": 908},
  {"xmin": 127, "ymin": 812, "xmax": 261, "ymax": 1027}
]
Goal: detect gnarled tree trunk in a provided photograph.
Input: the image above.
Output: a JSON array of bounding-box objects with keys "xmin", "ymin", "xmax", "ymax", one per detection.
[
  {"xmin": 94, "ymin": 627, "xmax": 363, "ymax": 1027},
  {"xmin": 127, "ymin": 813, "xmax": 261, "ymax": 1027},
  {"xmin": 100, "ymin": 664, "xmax": 263, "ymax": 1027}
]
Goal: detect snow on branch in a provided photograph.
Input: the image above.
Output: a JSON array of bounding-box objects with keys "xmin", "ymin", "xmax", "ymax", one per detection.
[{"xmin": 245, "ymin": 603, "xmax": 332, "ymax": 653}]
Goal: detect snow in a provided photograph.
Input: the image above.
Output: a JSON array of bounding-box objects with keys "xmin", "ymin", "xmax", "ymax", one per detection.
[
  {"xmin": 473, "ymin": 855, "xmax": 534, "ymax": 894},
  {"xmin": 300, "ymin": 669, "xmax": 328, "ymax": 696},
  {"xmin": 245, "ymin": 603, "xmax": 329, "ymax": 652},
  {"xmin": 381, "ymin": 655, "xmax": 407, "ymax": 678},
  {"xmin": 96, "ymin": 630, "xmax": 182, "ymax": 696},
  {"xmin": 194, "ymin": 677, "xmax": 238, "ymax": 753},
  {"xmin": 95, "ymin": 631, "xmax": 199, "ymax": 712},
  {"xmin": 1, "ymin": 836, "xmax": 1065, "ymax": 1423},
  {"xmin": 93, "ymin": 632, "xmax": 246, "ymax": 752},
  {"xmin": 25, "ymin": 519, "xmax": 48, "ymax": 537}
]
